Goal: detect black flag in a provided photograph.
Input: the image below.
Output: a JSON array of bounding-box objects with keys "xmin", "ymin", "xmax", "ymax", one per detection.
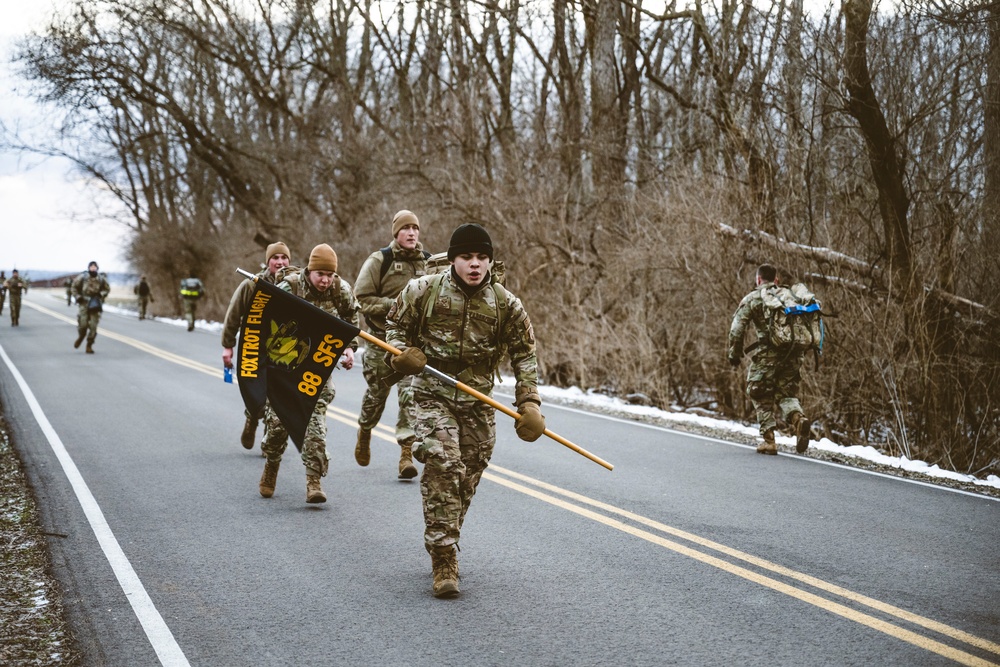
[{"xmin": 237, "ymin": 278, "xmax": 360, "ymax": 450}]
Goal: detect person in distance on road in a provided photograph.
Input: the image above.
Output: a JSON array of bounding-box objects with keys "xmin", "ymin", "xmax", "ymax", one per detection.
[
  {"xmin": 353, "ymin": 209, "xmax": 431, "ymax": 480},
  {"xmin": 72, "ymin": 261, "xmax": 111, "ymax": 354},
  {"xmin": 727, "ymin": 263, "xmax": 812, "ymax": 455},
  {"xmin": 0, "ymin": 271, "xmax": 6, "ymax": 315},
  {"xmin": 222, "ymin": 242, "xmax": 295, "ymax": 451},
  {"xmin": 4, "ymin": 269, "xmax": 28, "ymax": 327},
  {"xmin": 179, "ymin": 271, "xmax": 205, "ymax": 331},
  {"xmin": 258, "ymin": 243, "xmax": 360, "ymax": 505},
  {"xmin": 134, "ymin": 275, "xmax": 153, "ymax": 320},
  {"xmin": 385, "ymin": 223, "xmax": 546, "ymax": 599}
]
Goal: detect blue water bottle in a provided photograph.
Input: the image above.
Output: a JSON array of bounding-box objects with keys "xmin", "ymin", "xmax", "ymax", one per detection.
[{"xmin": 224, "ymin": 366, "xmax": 233, "ymax": 383}]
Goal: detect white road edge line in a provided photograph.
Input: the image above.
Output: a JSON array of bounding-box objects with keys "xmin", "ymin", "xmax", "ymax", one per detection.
[{"xmin": 0, "ymin": 342, "xmax": 190, "ymax": 667}]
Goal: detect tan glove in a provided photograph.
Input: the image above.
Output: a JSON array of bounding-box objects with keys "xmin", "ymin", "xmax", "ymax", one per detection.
[
  {"xmin": 514, "ymin": 402, "xmax": 546, "ymax": 442},
  {"xmin": 390, "ymin": 347, "xmax": 427, "ymax": 375}
]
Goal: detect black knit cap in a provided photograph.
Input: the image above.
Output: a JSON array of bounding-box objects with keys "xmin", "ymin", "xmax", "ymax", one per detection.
[{"xmin": 447, "ymin": 223, "xmax": 493, "ymax": 261}]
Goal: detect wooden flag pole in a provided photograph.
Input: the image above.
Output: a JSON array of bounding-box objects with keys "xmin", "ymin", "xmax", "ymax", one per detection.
[{"xmin": 360, "ymin": 332, "xmax": 614, "ymax": 471}]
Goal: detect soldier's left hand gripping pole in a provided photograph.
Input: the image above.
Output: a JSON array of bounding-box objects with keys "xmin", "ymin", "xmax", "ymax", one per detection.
[{"xmin": 364, "ymin": 335, "xmax": 614, "ymax": 471}]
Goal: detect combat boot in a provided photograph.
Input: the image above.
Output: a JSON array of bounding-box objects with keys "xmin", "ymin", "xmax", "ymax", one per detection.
[
  {"xmin": 791, "ymin": 412, "xmax": 812, "ymax": 454},
  {"xmin": 74, "ymin": 331, "xmax": 86, "ymax": 348},
  {"xmin": 398, "ymin": 439, "xmax": 418, "ymax": 480},
  {"xmin": 756, "ymin": 429, "xmax": 777, "ymax": 455},
  {"xmin": 259, "ymin": 459, "xmax": 279, "ymax": 498},
  {"xmin": 306, "ymin": 474, "xmax": 327, "ymax": 504},
  {"xmin": 85, "ymin": 342, "xmax": 94, "ymax": 354},
  {"xmin": 431, "ymin": 547, "xmax": 460, "ymax": 599},
  {"xmin": 354, "ymin": 427, "xmax": 371, "ymax": 467},
  {"xmin": 240, "ymin": 417, "xmax": 259, "ymax": 450}
]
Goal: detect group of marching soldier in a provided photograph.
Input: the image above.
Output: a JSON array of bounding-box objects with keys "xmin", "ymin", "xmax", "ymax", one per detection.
[{"xmin": 220, "ymin": 214, "xmax": 545, "ymax": 599}]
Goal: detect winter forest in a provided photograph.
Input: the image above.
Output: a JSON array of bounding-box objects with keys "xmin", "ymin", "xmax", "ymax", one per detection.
[{"xmin": 9, "ymin": 0, "xmax": 1000, "ymax": 476}]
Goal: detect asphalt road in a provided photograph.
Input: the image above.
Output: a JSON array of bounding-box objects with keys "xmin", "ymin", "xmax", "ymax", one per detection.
[{"xmin": 1, "ymin": 289, "xmax": 998, "ymax": 667}]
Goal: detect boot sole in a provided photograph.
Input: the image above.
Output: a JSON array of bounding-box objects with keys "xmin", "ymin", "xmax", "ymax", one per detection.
[
  {"xmin": 306, "ymin": 493, "xmax": 327, "ymax": 504},
  {"xmin": 398, "ymin": 464, "xmax": 418, "ymax": 480},
  {"xmin": 433, "ymin": 582, "xmax": 460, "ymax": 598},
  {"xmin": 796, "ymin": 419, "xmax": 812, "ymax": 453}
]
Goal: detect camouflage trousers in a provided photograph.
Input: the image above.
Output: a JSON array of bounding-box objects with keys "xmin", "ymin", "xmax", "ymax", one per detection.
[
  {"xmin": 414, "ymin": 389, "xmax": 495, "ymax": 554},
  {"xmin": 746, "ymin": 356, "xmax": 803, "ymax": 437},
  {"xmin": 8, "ymin": 295, "xmax": 21, "ymax": 322},
  {"xmin": 138, "ymin": 296, "xmax": 150, "ymax": 319},
  {"xmin": 182, "ymin": 299, "xmax": 198, "ymax": 329},
  {"xmin": 357, "ymin": 343, "xmax": 416, "ymax": 444},
  {"xmin": 76, "ymin": 304, "xmax": 102, "ymax": 343},
  {"xmin": 261, "ymin": 381, "xmax": 335, "ymax": 477}
]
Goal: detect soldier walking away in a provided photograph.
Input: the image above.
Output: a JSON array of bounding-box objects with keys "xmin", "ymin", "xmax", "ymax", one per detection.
[
  {"xmin": 258, "ymin": 244, "xmax": 360, "ymax": 505},
  {"xmin": 64, "ymin": 276, "xmax": 73, "ymax": 305},
  {"xmin": 134, "ymin": 275, "xmax": 153, "ymax": 319},
  {"xmin": 179, "ymin": 271, "xmax": 205, "ymax": 331},
  {"xmin": 728, "ymin": 264, "xmax": 813, "ymax": 455},
  {"xmin": 385, "ymin": 223, "xmax": 546, "ymax": 599},
  {"xmin": 4, "ymin": 269, "xmax": 28, "ymax": 326},
  {"xmin": 354, "ymin": 209, "xmax": 431, "ymax": 479},
  {"xmin": 0, "ymin": 271, "xmax": 6, "ymax": 315},
  {"xmin": 72, "ymin": 261, "xmax": 111, "ymax": 354},
  {"xmin": 223, "ymin": 242, "xmax": 294, "ymax": 451}
]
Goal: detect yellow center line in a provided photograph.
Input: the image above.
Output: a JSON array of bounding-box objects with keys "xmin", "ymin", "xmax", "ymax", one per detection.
[
  {"xmin": 487, "ymin": 465, "xmax": 1000, "ymax": 658},
  {"xmin": 483, "ymin": 471, "xmax": 998, "ymax": 667},
  {"xmin": 30, "ymin": 297, "xmax": 997, "ymax": 664}
]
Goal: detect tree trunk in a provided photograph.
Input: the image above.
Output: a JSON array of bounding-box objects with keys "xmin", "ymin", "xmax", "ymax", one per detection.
[{"xmin": 842, "ymin": 0, "xmax": 912, "ymax": 292}]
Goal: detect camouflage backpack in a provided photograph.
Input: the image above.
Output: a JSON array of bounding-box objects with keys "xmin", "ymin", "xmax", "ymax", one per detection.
[{"xmin": 759, "ymin": 283, "xmax": 825, "ymax": 354}]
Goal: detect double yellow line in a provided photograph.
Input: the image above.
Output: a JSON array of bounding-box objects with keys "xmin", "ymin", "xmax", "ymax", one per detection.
[{"xmin": 30, "ymin": 299, "xmax": 1000, "ymax": 665}]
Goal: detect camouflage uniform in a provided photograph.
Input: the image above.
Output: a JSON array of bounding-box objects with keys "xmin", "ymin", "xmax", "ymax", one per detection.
[
  {"xmin": 72, "ymin": 270, "xmax": 111, "ymax": 345},
  {"xmin": 64, "ymin": 277, "xmax": 73, "ymax": 305},
  {"xmin": 260, "ymin": 267, "xmax": 360, "ymax": 477},
  {"xmin": 179, "ymin": 277, "xmax": 205, "ymax": 331},
  {"xmin": 134, "ymin": 278, "xmax": 152, "ymax": 319},
  {"xmin": 385, "ymin": 270, "xmax": 538, "ymax": 555},
  {"xmin": 0, "ymin": 272, "xmax": 6, "ymax": 314},
  {"xmin": 728, "ymin": 284, "xmax": 805, "ymax": 438},
  {"xmin": 354, "ymin": 240, "xmax": 429, "ymax": 445},
  {"xmin": 4, "ymin": 274, "xmax": 27, "ymax": 326}
]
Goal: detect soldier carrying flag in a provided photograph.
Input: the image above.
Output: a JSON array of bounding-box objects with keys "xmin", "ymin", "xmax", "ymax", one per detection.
[{"xmin": 237, "ymin": 244, "xmax": 361, "ymax": 505}]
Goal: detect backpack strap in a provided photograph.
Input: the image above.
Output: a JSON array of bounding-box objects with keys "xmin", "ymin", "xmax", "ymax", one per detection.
[{"xmin": 379, "ymin": 247, "xmax": 433, "ymax": 282}]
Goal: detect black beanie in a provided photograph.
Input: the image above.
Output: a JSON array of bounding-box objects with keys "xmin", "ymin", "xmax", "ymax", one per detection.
[{"xmin": 447, "ymin": 223, "xmax": 493, "ymax": 261}]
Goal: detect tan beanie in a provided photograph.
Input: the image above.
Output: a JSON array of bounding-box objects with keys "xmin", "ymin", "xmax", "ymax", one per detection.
[
  {"xmin": 265, "ymin": 241, "xmax": 290, "ymax": 263},
  {"xmin": 391, "ymin": 210, "xmax": 420, "ymax": 237},
  {"xmin": 307, "ymin": 243, "xmax": 338, "ymax": 272}
]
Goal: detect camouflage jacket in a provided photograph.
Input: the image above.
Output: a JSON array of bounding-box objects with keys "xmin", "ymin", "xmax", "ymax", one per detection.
[
  {"xmin": 728, "ymin": 284, "xmax": 803, "ymax": 367},
  {"xmin": 385, "ymin": 270, "xmax": 538, "ymax": 404},
  {"xmin": 72, "ymin": 272, "xmax": 111, "ymax": 303},
  {"xmin": 354, "ymin": 240, "xmax": 429, "ymax": 337},
  {"xmin": 4, "ymin": 276, "xmax": 28, "ymax": 296},
  {"xmin": 221, "ymin": 267, "xmax": 295, "ymax": 349},
  {"xmin": 277, "ymin": 267, "xmax": 361, "ymax": 351}
]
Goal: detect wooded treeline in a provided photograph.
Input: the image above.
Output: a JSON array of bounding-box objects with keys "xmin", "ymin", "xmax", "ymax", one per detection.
[{"xmin": 10, "ymin": 0, "xmax": 1000, "ymax": 475}]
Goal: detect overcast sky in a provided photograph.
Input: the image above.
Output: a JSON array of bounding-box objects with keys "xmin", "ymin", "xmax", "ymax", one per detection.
[{"xmin": 0, "ymin": 1, "xmax": 131, "ymax": 275}]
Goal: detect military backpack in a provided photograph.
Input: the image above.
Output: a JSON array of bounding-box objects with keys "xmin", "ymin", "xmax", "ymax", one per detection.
[{"xmin": 759, "ymin": 283, "xmax": 824, "ymax": 354}]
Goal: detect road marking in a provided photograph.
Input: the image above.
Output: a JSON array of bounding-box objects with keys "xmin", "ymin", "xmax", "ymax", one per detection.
[
  {"xmin": 0, "ymin": 342, "xmax": 191, "ymax": 667},
  {"xmin": 486, "ymin": 465, "xmax": 1000, "ymax": 658},
  {"xmin": 25, "ymin": 298, "xmax": 998, "ymax": 662},
  {"xmin": 483, "ymin": 466, "xmax": 999, "ymax": 667}
]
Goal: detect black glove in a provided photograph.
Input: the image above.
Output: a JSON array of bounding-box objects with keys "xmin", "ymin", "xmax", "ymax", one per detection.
[
  {"xmin": 390, "ymin": 347, "xmax": 427, "ymax": 375},
  {"xmin": 514, "ymin": 402, "xmax": 546, "ymax": 442}
]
